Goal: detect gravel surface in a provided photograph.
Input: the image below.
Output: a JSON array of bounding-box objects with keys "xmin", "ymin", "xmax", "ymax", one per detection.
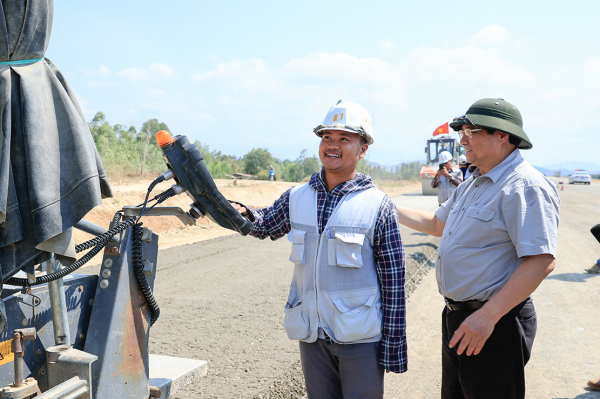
[
  {"xmin": 81, "ymin": 178, "xmax": 600, "ymax": 397},
  {"xmin": 142, "ymin": 192, "xmax": 439, "ymax": 398},
  {"xmin": 386, "ymin": 177, "xmax": 600, "ymax": 398}
]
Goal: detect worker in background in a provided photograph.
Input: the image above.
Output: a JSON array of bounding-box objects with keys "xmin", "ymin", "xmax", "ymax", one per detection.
[
  {"xmin": 232, "ymin": 101, "xmax": 406, "ymax": 398},
  {"xmin": 458, "ymin": 154, "xmax": 470, "ymax": 180},
  {"xmin": 431, "ymin": 151, "xmax": 463, "ymax": 206},
  {"xmin": 269, "ymin": 165, "xmax": 276, "ymax": 181},
  {"xmin": 395, "ymin": 98, "xmax": 559, "ymax": 399}
]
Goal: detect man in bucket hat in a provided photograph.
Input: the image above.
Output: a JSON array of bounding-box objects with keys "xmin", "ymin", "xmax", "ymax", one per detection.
[{"xmin": 395, "ymin": 98, "xmax": 559, "ymax": 398}]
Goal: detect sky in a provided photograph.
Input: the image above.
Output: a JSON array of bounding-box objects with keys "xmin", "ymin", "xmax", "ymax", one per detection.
[{"xmin": 48, "ymin": 0, "xmax": 600, "ymax": 168}]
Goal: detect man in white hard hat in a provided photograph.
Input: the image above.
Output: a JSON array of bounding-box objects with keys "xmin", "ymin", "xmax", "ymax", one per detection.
[
  {"xmin": 431, "ymin": 151, "xmax": 462, "ymax": 206},
  {"xmin": 232, "ymin": 101, "xmax": 406, "ymax": 398}
]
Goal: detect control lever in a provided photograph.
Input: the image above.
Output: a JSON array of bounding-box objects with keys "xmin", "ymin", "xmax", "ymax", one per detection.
[{"xmin": 156, "ymin": 131, "xmax": 254, "ymax": 235}]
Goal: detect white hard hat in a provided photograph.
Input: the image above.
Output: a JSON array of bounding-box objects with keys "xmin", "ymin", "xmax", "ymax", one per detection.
[
  {"xmin": 439, "ymin": 151, "xmax": 453, "ymax": 164},
  {"xmin": 458, "ymin": 154, "xmax": 467, "ymax": 165},
  {"xmin": 313, "ymin": 101, "xmax": 374, "ymax": 144}
]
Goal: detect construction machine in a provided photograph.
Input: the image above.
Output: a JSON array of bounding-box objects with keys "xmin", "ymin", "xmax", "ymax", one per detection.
[
  {"xmin": 1, "ymin": 2, "xmax": 259, "ymax": 396},
  {"xmin": 0, "ymin": 131, "xmax": 254, "ymax": 398},
  {"xmin": 420, "ymin": 131, "xmax": 465, "ymax": 195}
]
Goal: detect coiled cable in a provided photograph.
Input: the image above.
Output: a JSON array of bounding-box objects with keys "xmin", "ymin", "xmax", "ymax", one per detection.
[
  {"xmin": 6, "ymin": 176, "xmax": 171, "ymax": 326},
  {"xmin": 6, "ymin": 217, "xmax": 135, "ymax": 287},
  {"xmin": 131, "ymin": 222, "xmax": 160, "ymax": 326}
]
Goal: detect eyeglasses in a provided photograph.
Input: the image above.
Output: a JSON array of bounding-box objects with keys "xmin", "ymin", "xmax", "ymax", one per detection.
[{"xmin": 457, "ymin": 128, "xmax": 484, "ymax": 140}]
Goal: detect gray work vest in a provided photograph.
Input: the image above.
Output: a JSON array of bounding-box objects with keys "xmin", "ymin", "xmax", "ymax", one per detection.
[
  {"xmin": 284, "ymin": 183, "xmax": 386, "ymax": 344},
  {"xmin": 437, "ymin": 169, "xmax": 462, "ymax": 205}
]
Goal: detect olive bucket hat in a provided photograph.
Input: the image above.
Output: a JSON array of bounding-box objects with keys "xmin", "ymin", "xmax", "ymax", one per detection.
[{"xmin": 449, "ymin": 98, "xmax": 532, "ymax": 149}]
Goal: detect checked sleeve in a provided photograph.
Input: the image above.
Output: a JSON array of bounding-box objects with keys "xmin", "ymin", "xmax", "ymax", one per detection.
[
  {"xmin": 249, "ymin": 188, "xmax": 293, "ymax": 240},
  {"xmin": 373, "ymin": 195, "xmax": 407, "ymax": 373}
]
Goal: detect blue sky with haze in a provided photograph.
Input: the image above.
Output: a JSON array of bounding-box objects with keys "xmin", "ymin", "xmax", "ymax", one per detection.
[{"xmin": 48, "ymin": 1, "xmax": 600, "ymax": 169}]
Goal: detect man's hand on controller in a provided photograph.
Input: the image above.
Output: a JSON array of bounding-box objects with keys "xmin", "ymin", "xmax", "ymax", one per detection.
[{"xmin": 231, "ymin": 202, "xmax": 249, "ymax": 218}]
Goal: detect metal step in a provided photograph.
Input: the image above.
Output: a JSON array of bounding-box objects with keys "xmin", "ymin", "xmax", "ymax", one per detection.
[{"xmin": 149, "ymin": 354, "xmax": 208, "ymax": 399}]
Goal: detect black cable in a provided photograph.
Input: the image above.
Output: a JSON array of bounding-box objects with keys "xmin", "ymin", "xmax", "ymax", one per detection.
[
  {"xmin": 7, "ymin": 176, "xmax": 168, "ymax": 326},
  {"xmin": 7, "ymin": 173, "xmax": 168, "ymax": 286},
  {"xmin": 136, "ymin": 186, "xmax": 178, "ymax": 209},
  {"xmin": 138, "ymin": 188, "xmax": 178, "ymax": 219},
  {"xmin": 6, "ymin": 218, "xmax": 135, "ymax": 287},
  {"xmin": 136, "ymin": 175, "xmax": 166, "ymax": 221},
  {"xmin": 131, "ymin": 223, "xmax": 160, "ymax": 326}
]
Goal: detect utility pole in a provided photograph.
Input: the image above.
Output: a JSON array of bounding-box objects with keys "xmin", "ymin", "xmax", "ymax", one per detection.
[{"xmin": 141, "ymin": 119, "xmax": 151, "ymax": 175}]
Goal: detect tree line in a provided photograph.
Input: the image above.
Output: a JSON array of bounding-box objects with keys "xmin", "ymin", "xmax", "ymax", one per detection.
[{"xmin": 88, "ymin": 112, "xmax": 422, "ymax": 182}]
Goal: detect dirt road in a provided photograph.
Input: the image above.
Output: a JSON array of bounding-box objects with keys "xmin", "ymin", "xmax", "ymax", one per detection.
[
  {"xmin": 79, "ymin": 178, "xmax": 429, "ymax": 398},
  {"xmin": 83, "ymin": 176, "xmax": 600, "ymax": 398},
  {"xmin": 385, "ymin": 177, "xmax": 600, "ymax": 398},
  {"xmin": 131, "ymin": 189, "xmax": 438, "ymax": 398}
]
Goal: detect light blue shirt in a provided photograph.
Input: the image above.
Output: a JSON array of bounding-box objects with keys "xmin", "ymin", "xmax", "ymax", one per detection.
[{"xmin": 434, "ymin": 149, "xmax": 560, "ymax": 301}]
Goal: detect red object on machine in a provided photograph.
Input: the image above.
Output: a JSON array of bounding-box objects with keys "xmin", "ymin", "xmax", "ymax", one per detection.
[
  {"xmin": 433, "ymin": 122, "xmax": 449, "ymax": 136},
  {"xmin": 156, "ymin": 130, "xmax": 174, "ymax": 147}
]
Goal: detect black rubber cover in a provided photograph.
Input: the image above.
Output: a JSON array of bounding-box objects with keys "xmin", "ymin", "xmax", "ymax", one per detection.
[{"xmin": 161, "ymin": 135, "xmax": 253, "ymax": 235}]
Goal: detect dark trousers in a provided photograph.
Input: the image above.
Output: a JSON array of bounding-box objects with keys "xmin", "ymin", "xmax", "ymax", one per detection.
[
  {"xmin": 442, "ymin": 298, "xmax": 537, "ymax": 399},
  {"xmin": 299, "ymin": 339, "xmax": 384, "ymax": 399}
]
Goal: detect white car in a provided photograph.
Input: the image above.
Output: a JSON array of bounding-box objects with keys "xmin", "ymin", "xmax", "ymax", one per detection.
[{"xmin": 569, "ymin": 170, "xmax": 592, "ymax": 185}]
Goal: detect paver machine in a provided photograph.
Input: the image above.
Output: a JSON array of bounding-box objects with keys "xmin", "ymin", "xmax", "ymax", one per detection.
[
  {"xmin": 2, "ymin": 3, "xmax": 259, "ymax": 396},
  {"xmin": 0, "ymin": 131, "xmax": 254, "ymax": 398},
  {"xmin": 419, "ymin": 126, "xmax": 465, "ymax": 195}
]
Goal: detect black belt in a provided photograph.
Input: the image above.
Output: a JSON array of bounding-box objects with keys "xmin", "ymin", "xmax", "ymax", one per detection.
[{"xmin": 444, "ymin": 298, "xmax": 487, "ymax": 311}]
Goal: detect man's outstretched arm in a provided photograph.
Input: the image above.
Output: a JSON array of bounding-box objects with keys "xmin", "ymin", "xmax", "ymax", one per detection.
[
  {"xmin": 395, "ymin": 205, "xmax": 445, "ymax": 237},
  {"xmin": 232, "ymin": 188, "xmax": 292, "ymax": 240}
]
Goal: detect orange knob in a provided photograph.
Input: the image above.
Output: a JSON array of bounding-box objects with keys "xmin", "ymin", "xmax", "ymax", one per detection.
[{"xmin": 156, "ymin": 130, "xmax": 174, "ymax": 147}]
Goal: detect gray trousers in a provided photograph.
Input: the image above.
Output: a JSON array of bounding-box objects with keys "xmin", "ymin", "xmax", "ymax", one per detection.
[{"xmin": 299, "ymin": 339, "xmax": 384, "ymax": 399}]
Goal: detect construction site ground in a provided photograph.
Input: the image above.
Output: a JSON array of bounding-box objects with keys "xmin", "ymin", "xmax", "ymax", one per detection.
[{"xmin": 80, "ymin": 176, "xmax": 600, "ymax": 398}]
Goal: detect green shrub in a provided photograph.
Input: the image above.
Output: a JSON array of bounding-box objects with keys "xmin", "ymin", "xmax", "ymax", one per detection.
[{"xmin": 257, "ymin": 170, "xmax": 269, "ymax": 180}]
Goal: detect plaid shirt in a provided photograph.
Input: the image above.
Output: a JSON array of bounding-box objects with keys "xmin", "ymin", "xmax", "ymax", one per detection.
[{"xmin": 250, "ymin": 170, "xmax": 407, "ymax": 373}]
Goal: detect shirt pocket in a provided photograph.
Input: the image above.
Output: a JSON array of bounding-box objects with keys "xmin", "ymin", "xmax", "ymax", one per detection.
[
  {"xmin": 328, "ymin": 232, "xmax": 365, "ymax": 268},
  {"xmin": 331, "ymin": 294, "xmax": 381, "ymax": 342},
  {"xmin": 287, "ymin": 229, "xmax": 306, "ymax": 265},
  {"xmin": 456, "ymin": 207, "xmax": 495, "ymax": 248}
]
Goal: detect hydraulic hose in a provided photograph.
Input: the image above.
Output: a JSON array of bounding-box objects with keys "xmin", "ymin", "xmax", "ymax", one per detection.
[{"xmin": 131, "ymin": 223, "xmax": 160, "ymax": 326}]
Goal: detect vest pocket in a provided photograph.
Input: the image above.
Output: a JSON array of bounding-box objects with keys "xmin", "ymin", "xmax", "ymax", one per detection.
[
  {"xmin": 330, "ymin": 232, "xmax": 364, "ymax": 268},
  {"xmin": 284, "ymin": 297, "xmax": 310, "ymax": 341},
  {"xmin": 287, "ymin": 229, "xmax": 306, "ymax": 265},
  {"xmin": 331, "ymin": 294, "xmax": 381, "ymax": 342}
]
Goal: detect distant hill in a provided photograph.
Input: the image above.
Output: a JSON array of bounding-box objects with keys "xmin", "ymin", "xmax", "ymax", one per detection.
[
  {"xmin": 532, "ymin": 165, "xmax": 595, "ymax": 178},
  {"xmin": 533, "ymin": 166, "xmax": 563, "ymax": 177},
  {"xmin": 541, "ymin": 161, "xmax": 600, "ymax": 174}
]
